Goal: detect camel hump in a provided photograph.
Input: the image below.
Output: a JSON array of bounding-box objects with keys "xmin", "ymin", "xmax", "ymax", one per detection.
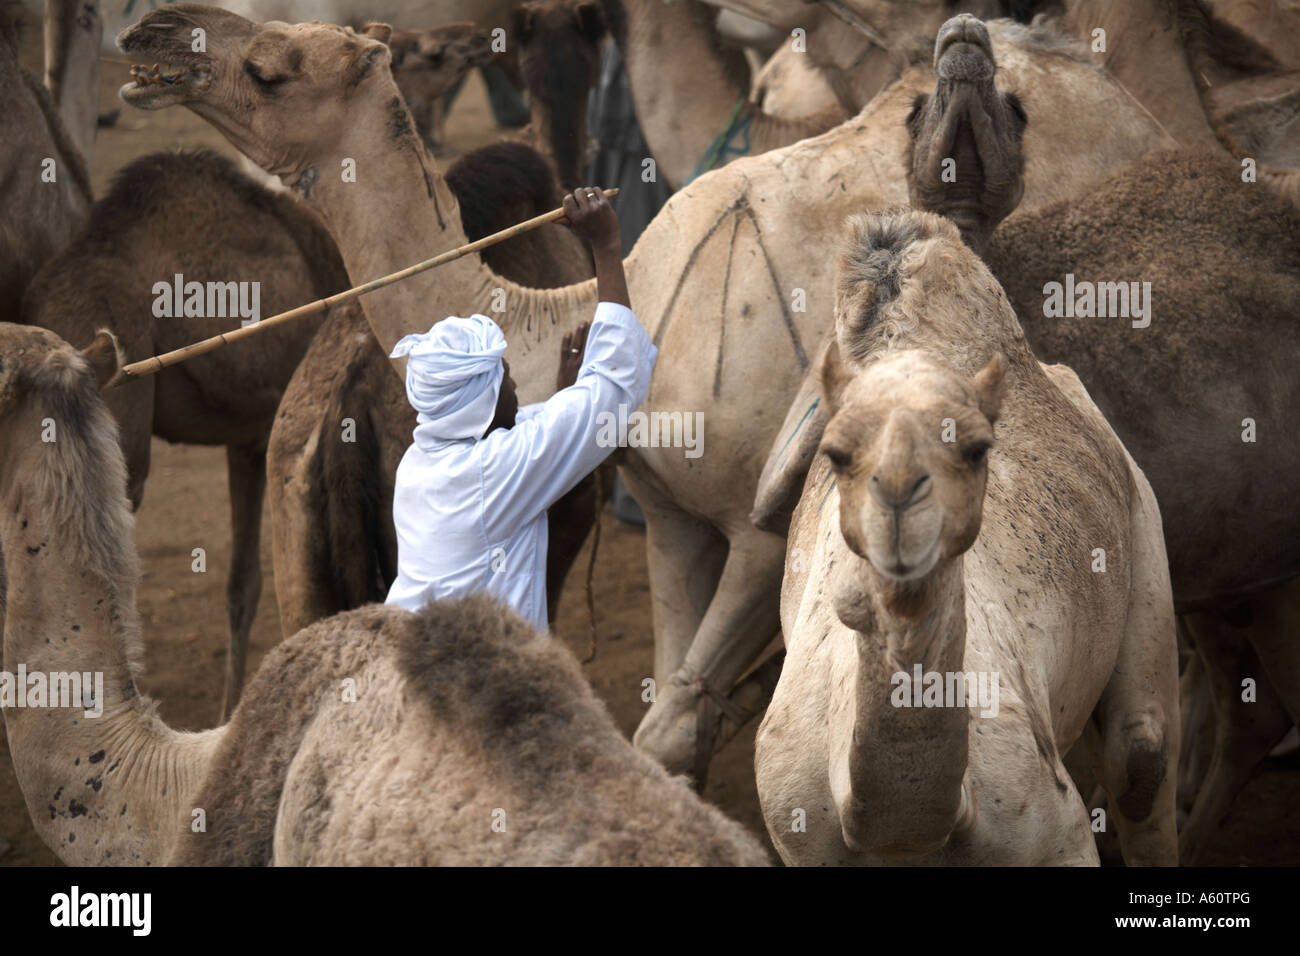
[
  {"xmin": 444, "ymin": 141, "xmax": 563, "ymax": 240},
  {"xmin": 835, "ymin": 207, "xmax": 968, "ymax": 359}
]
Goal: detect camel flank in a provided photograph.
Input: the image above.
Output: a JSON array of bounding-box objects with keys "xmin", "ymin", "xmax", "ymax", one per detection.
[
  {"xmin": 116, "ymin": 6, "xmax": 1175, "ymax": 781},
  {"xmin": 757, "ymin": 209, "xmax": 1178, "ymax": 866},
  {"xmin": 0, "ymin": 322, "xmax": 769, "ymax": 866}
]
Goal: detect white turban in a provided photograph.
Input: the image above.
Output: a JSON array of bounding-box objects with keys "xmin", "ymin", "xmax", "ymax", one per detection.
[{"xmin": 389, "ymin": 314, "xmax": 507, "ymax": 442}]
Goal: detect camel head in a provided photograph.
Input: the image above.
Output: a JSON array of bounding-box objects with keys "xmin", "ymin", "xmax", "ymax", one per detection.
[
  {"xmin": 0, "ymin": 323, "xmax": 121, "ymax": 421},
  {"xmin": 389, "ymin": 22, "xmax": 494, "ymax": 151},
  {"xmin": 905, "ymin": 14, "xmax": 1026, "ymax": 255},
  {"xmin": 514, "ymin": 0, "xmax": 606, "ymax": 97},
  {"xmin": 117, "ymin": 6, "xmax": 398, "ymax": 180},
  {"xmin": 819, "ymin": 348, "xmax": 1004, "ymax": 583}
]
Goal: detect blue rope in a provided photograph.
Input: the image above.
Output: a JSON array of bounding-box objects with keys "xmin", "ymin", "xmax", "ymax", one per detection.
[{"xmin": 685, "ymin": 99, "xmax": 754, "ymax": 185}]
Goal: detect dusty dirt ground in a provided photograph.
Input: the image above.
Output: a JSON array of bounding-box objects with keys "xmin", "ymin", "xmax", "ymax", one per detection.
[{"xmin": 2, "ymin": 10, "xmax": 1297, "ymax": 867}]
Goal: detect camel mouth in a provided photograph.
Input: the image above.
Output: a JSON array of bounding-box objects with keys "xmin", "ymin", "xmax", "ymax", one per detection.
[
  {"xmin": 934, "ymin": 16, "xmax": 996, "ymax": 78},
  {"xmin": 119, "ymin": 61, "xmax": 210, "ymax": 108}
]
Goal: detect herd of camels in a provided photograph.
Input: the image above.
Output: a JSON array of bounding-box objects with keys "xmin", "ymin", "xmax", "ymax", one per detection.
[{"xmin": 0, "ymin": 0, "xmax": 1297, "ymax": 865}]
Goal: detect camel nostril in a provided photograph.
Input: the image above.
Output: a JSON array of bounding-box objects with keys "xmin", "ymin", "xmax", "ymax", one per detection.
[{"xmin": 909, "ymin": 474, "xmax": 931, "ymax": 504}]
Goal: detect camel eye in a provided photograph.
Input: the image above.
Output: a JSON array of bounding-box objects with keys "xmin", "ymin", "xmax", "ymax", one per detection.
[
  {"xmin": 824, "ymin": 446, "xmax": 852, "ymax": 471},
  {"xmin": 963, "ymin": 442, "xmax": 990, "ymax": 466},
  {"xmin": 244, "ymin": 61, "xmax": 288, "ymax": 91}
]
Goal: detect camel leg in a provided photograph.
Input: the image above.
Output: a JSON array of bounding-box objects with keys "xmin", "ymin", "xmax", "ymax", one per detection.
[
  {"xmin": 1179, "ymin": 600, "xmax": 1294, "ymax": 864},
  {"xmin": 221, "ymin": 438, "xmax": 268, "ymax": 722},
  {"xmin": 633, "ymin": 520, "xmax": 787, "ymax": 778},
  {"xmin": 1242, "ymin": 577, "xmax": 1300, "ymax": 725},
  {"xmin": 1176, "ymin": 641, "xmax": 1214, "ymax": 823},
  {"xmin": 1093, "ymin": 486, "xmax": 1180, "ymax": 865},
  {"xmin": 618, "ymin": 467, "xmax": 728, "ymax": 684}
]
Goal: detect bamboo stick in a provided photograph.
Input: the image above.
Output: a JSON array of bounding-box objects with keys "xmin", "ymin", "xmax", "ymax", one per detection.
[{"xmin": 117, "ymin": 187, "xmax": 619, "ymax": 380}]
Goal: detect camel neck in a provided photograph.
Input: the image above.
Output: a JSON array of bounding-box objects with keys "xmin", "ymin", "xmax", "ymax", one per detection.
[
  {"xmin": 289, "ymin": 87, "xmax": 599, "ymax": 395},
  {"xmin": 0, "ymin": 411, "xmax": 219, "ymax": 864},
  {"xmin": 1065, "ymin": 0, "xmax": 1221, "ymax": 150},
  {"xmin": 831, "ymin": 555, "xmax": 972, "ymax": 856}
]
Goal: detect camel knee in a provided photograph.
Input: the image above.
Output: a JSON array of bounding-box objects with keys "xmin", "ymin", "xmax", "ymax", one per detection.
[{"xmin": 1108, "ymin": 711, "xmax": 1172, "ymax": 823}]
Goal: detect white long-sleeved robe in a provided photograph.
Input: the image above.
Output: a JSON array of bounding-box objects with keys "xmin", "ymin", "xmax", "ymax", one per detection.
[{"xmin": 385, "ymin": 302, "xmax": 657, "ymax": 630}]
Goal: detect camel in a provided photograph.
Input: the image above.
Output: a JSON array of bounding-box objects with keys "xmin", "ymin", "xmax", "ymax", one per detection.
[
  {"xmin": 755, "ymin": 208, "xmax": 1178, "ymax": 865},
  {"xmin": 43, "ymin": 0, "xmax": 102, "ymax": 166},
  {"xmin": 389, "ymin": 21, "xmax": 494, "ymax": 153},
  {"xmin": 266, "ymin": 140, "xmax": 600, "ymax": 639},
  {"xmin": 0, "ymin": 322, "xmax": 770, "ymax": 866},
  {"xmin": 606, "ymin": 0, "xmax": 851, "ymax": 188},
  {"xmin": 0, "ymin": 1, "xmax": 91, "ymax": 323},
  {"xmin": 758, "ymin": 16, "xmax": 1300, "ymax": 858},
  {"xmin": 116, "ymin": 7, "xmax": 1175, "ymax": 780},
  {"xmin": 512, "ymin": 0, "xmax": 607, "ymax": 191},
  {"xmin": 21, "ymin": 149, "xmax": 349, "ymax": 721}
]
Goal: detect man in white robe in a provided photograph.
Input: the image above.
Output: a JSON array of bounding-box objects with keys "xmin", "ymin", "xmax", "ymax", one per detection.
[{"xmin": 384, "ymin": 188, "xmax": 655, "ymax": 631}]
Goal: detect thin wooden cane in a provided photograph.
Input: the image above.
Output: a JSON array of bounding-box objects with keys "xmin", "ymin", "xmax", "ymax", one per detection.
[{"xmin": 116, "ymin": 187, "xmax": 619, "ymax": 381}]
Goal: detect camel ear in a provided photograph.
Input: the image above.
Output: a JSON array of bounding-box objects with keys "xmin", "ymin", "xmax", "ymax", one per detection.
[
  {"xmin": 818, "ymin": 337, "xmax": 855, "ymax": 417},
  {"xmin": 82, "ymin": 329, "xmax": 123, "ymax": 389},
  {"xmin": 972, "ymin": 353, "xmax": 1006, "ymax": 425},
  {"xmin": 575, "ymin": 0, "xmax": 606, "ymax": 42},
  {"xmin": 360, "ymin": 22, "xmax": 392, "ymax": 44}
]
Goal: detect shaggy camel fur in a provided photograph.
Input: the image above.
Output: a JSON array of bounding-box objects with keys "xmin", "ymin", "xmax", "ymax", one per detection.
[
  {"xmin": 21, "ymin": 150, "xmax": 345, "ymax": 720},
  {"xmin": 756, "ymin": 210, "xmax": 1178, "ymax": 865},
  {"xmin": 0, "ymin": 3, "xmax": 90, "ymax": 323},
  {"xmin": 117, "ymin": 8, "xmax": 1174, "ymax": 780},
  {"xmin": 0, "ymin": 323, "xmax": 769, "ymax": 865},
  {"xmin": 267, "ymin": 141, "xmax": 601, "ymax": 638}
]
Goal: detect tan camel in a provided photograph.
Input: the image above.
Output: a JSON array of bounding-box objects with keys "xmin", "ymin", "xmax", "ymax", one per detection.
[
  {"xmin": 389, "ymin": 21, "xmax": 495, "ymax": 153},
  {"xmin": 756, "ymin": 209, "xmax": 1178, "ymax": 865},
  {"xmin": 609, "ymin": 0, "xmax": 849, "ymax": 187},
  {"xmin": 758, "ymin": 19, "xmax": 1300, "ymax": 859},
  {"xmin": 43, "ymin": 0, "xmax": 102, "ymax": 166},
  {"xmin": 0, "ymin": 323, "xmax": 770, "ymax": 866},
  {"xmin": 21, "ymin": 149, "xmax": 346, "ymax": 721},
  {"xmin": 117, "ymin": 8, "xmax": 1174, "ymax": 780},
  {"xmin": 0, "ymin": 1, "xmax": 90, "ymax": 322}
]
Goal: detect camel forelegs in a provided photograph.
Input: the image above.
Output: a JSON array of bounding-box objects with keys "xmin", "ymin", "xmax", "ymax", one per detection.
[{"xmin": 221, "ymin": 438, "xmax": 268, "ymax": 723}]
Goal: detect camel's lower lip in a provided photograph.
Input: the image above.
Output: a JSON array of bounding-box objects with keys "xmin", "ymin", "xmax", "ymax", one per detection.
[{"xmin": 936, "ymin": 31, "xmax": 994, "ymax": 66}]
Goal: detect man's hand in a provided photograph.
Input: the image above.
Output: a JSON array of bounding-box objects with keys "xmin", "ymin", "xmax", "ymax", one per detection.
[
  {"xmin": 559, "ymin": 187, "xmax": 620, "ymax": 254},
  {"xmin": 558, "ymin": 321, "xmax": 591, "ymax": 390},
  {"xmin": 560, "ymin": 186, "xmax": 631, "ymax": 309}
]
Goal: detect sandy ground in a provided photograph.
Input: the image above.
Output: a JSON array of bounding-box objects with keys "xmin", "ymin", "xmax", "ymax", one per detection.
[{"xmin": 2, "ymin": 11, "xmax": 1297, "ymax": 866}]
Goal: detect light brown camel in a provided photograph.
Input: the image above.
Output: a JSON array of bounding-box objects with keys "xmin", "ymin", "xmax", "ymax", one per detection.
[
  {"xmin": 759, "ymin": 18, "xmax": 1300, "ymax": 859},
  {"xmin": 606, "ymin": 0, "xmax": 850, "ymax": 188},
  {"xmin": 0, "ymin": 322, "xmax": 770, "ymax": 866},
  {"xmin": 389, "ymin": 21, "xmax": 494, "ymax": 153},
  {"xmin": 117, "ymin": 8, "xmax": 1174, "ymax": 780},
  {"xmin": 0, "ymin": 1, "xmax": 91, "ymax": 323},
  {"xmin": 266, "ymin": 140, "xmax": 600, "ymax": 639},
  {"xmin": 21, "ymin": 149, "xmax": 346, "ymax": 721},
  {"xmin": 755, "ymin": 209, "xmax": 1178, "ymax": 865},
  {"xmin": 43, "ymin": 0, "xmax": 102, "ymax": 166}
]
